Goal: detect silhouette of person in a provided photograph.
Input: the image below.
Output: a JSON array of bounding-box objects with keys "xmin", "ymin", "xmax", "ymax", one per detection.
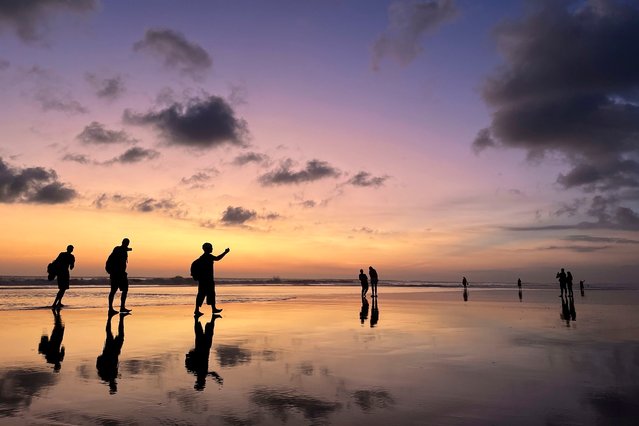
[
  {"xmin": 51, "ymin": 245, "xmax": 75, "ymax": 310},
  {"xmin": 358, "ymin": 269, "xmax": 368, "ymax": 298},
  {"xmin": 566, "ymin": 271, "xmax": 574, "ymax": 297},
  {"xmin": 462, "ymin": 276, "xmax": 468, "ymax": 288},
  {"xmin": 106, "ymin": 238, "xmax": 132, "ymax": 314},
  {"xmin": 517, "ymin": 278, "xmax": 522, "ymax": 288},
  {"xmin": 359, "ymin": 297, "xmax": 369, "ymax": 324},
  {"xmin": 38, "ymin": 310, "xmax": 65, "ymax": 371},
  {"xmin": 369, "ymin": 266, "xmax": 378, "ymax": 297},
  {"xmin": 370, "ymin": 297, "xmax": 379, "ymax": 327},
  {"xmin": 96, "ymin": 312, "xmax": 127, "ymax": 394},
  {"xmin": 463, "ymin": 286, "xmax": 468, "ymax": 302},
  {"xmin": 556, "ymin": 268, "xmax": 567, "ymax": 297},
  {"xmin": 580, "ymin": 280, "xmax": 585, "ymax": 297},
  {"xmin": 185, "ymin": 315, "xmax": 223, "ymax": 391},
  {"xmin": 193, "ymin": 243, "xmax": 230, "ymax": 316}
]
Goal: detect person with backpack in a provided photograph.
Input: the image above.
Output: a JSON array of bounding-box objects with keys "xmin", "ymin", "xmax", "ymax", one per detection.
[
  {"xmin": 192, "ymin": 242, "xmax": 230, "ymax": 316},
  {"xmin": 105, "ymin": 238, "xmax": 132, "ymax": 314},
  {"xmin": 50, "ymin": 245, "xmax": 75, "ymax": 310}
]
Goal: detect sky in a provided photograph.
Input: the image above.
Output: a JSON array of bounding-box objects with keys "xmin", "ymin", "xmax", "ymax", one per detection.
[{"xmin": 0, "ymin": 0, "xmax": 638, "ymax": 283}]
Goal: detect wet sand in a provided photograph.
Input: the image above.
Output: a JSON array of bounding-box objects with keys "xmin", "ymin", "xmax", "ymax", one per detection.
[{"xmin": 1, "ymin": 286, "xmax": 638, "ymax": 425}]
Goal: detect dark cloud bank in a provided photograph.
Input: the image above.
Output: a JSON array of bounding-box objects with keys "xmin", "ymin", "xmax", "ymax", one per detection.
[
  {"xmin": 474, "ymin": 0, "xmax": 639, "ymax": 193},
  {"xmin": 133, "ymin": 28, "xmax": 212, "ymax": 79},
  {"xmin": 259, "ymin": 159, "xmax": 341, "ymax": 186},
  {"xmin": 124, "ymin": 95, "xmax": 248, "ymax": 149},
  {"xmin": 220, "ymin": 206, "xmax": 257, "ymax": 225},
  {"xmin": 0, "ymin": 157, "xmax": 76, "ymax": 204},
  {"xmin": 0, "ymin": 0, "xmax": 97, "ymax": 43}
]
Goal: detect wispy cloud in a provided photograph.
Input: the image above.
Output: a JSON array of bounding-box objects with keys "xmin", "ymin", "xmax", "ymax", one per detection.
[
  {"xmin": 347, "ymin": 171, "xmax": 389, "ymax": 187},
  {"xmin": 77, "ymin": 122, "xmax": 137, "ymax": 145},
  {"xmin": 85, "ymin": 73, "xmax": 126, "ymax": 100},
  {"xmin": 259, "ymin": 159, "xmax": 341, "ymax": 186}
]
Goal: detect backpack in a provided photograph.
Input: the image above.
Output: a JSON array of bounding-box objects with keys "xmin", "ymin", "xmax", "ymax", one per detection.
[
  {"xmin": 190, "ymin": 257, "xmax": 201, "ymax": 281},
  {"xmin": 47, "ymin": 261, "xmax": 57, "ymax": 281},
  {"xmin": 105, "ymin": 252, "xmax": 116, "ymax": 274}
]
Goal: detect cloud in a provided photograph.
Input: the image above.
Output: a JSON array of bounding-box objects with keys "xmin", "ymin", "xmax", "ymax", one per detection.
[
  {"xmin": 259, "ymin": 159, "xmax": 341, "ymax": 186},
  {"xmin": 77, "ymin": 122, "xmax": 137, "ymax": 145},
  {"xmin": 180, "ymin": 171, "xmax": 214, "ymax": 187},
  {"xmin": 124, "ymin": 95, "xmax": 248, "ymax": 149},
  {"xmin": 220, "ymin": 206, "xmax": 257, "ymax": 225},
  {"xmin": 232, "ymin": 151, "xmax": 269, "ymax": 166},
  {"xmin": 0, "ymin": 0, "xmax": 97, "ymax": 43},
  {"xmin": 538, "ymin": 244, "xmax": 610, "ymax": 253},
  {"xmin": 347, "ymin": 171, "xmax": 389, "ymax": 187},
  {"xmin": 250, "ymin": 387, "xmax": 341, "ymax": 422},
  {"xmin": 105, "ymin": 147, "xmax": 160, "ymax": 164},
  {"xmin": 93, "ymin": 193, "xmax": 187, "ymax": 218},
  {"xmin": 372, "ymin": 0, "xmax": 457, "ymax": 70},
  {"xmin": 563, "ymin": 235, "xmax": 639, "ymax": 244},
  {"xmin": 133, "ymin": 28, "xmax": 212, "ymax": 79},
  {"xmin": 474, "ymin": 0, "xmax": 639, "ymax": 193},
  {"xmin": 34, "ymin": 90, "xmax": 87, "ymax": 114},
  {"xmin": 215, "ymin": 344, "xmax": 252, "ymax": 367},
  {"xmin": 85, "ymin": 73, "xmax": 126, "ymax": 100},
  {"xmin": 0, "ymin": 157, "xmax": 76, "ymax": 204},
  {"xmin": 61, "ymin": 153, "xmax": 91, "ymax": 164},
  {"xmin": 133, "ymin": 197, "xmax": 177, "ymax": 213}
]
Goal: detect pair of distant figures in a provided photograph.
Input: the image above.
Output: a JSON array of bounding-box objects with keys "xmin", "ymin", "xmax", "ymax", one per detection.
[
  {"xmin": 358, "ymin": 266, "xmax": 378, "ymax": 298},
  {"xmin": 47, "ymin": 239, "xmax": 230, "ymax": 316},
  {"xmin": 556, "ymin": 268, "xmax": 584, "ymax": 297}
]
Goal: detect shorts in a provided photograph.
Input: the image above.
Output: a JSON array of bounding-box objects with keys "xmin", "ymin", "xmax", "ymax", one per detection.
[
  {"xmin": 197, "ymin": 280, "xmax": 216, "ymax": 306},
  {"xmin": 57, "ymin": 276, "xmax": 69, "ymax": 290},
  {"xmin": 110, "ymin": 272, "xmax": 129, "ymax": 292}
]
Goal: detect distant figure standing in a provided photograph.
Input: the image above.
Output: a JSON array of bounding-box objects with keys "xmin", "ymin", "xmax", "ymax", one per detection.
[
  {"xmin": 358, "ymin": 269, "xmax": 368, "ymax": 298},
  {"xmin": 105, "ymin": 238, "xmax": 132, "ymax": 314},
  {"xmin": 192, "ymin": 243, "xmax": 230, "ymax": 316},
  {"xmin": 517, "ymin": 278, "xmax": 522, "ymax": 288},
  {"xmin": 556, "ymin": 268, "xmax": 567, "ymax": 297},
  {"xmin": 580, "ymin": 280, "xmax": 585, "ymax": 297},
  {"xmin": 462, "ymin": 276, "xmax": 468, "ymax": 288},
  {"xmin": 566, "ymin": 271, "xmax": 574, "ymax": 297},
  {"xmin": 369, "ymin": 266, "xmax": 378, "ymax": 297},
  {"xmin": 51, "ymin": 245, "xmax": 75, "ymax": 310}
]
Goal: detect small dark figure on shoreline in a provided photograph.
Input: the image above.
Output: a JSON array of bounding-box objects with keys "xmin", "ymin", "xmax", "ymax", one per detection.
[
  {"xmin": 105, "ymin": 238, "xmax": 132, "ymax": 314},
  {"xmin": 191, "ymin": 242, "xmax": 230, "ymax": 316},
  {"xmin": 50, "ymin": 245, "xmax": 75, "ymax": 310},
  {"xmin": 369, "ymin": 266, "xmax": 378, "ymax": 297},
  {"xmin": 566, "ymin": 271, "xmax": 574, "ymax": 297},
  {"xmin": 517, "ymin": 278, "xmax": 521, "ymax": 288},
  {"xmin": 580, "ymin": 280, "xmax": 585, "ymax": 297},
  {"xmin": 359, "ymin": 269, "xmax": 368, "ymax": 298},
  {"xmin": 462, "ymin": 276, "xmax": 468, "ymax": 288}
]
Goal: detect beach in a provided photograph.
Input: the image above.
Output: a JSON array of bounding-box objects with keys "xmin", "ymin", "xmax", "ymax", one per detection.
[{"xmin": 1, "ymin": 285, "xmax": 638, "ymax": 425}]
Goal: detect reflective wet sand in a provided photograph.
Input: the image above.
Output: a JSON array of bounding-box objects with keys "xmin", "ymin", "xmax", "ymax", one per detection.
[{"xmin": 1, "ymin": 286, "xmax": 638, "ymax": 425}]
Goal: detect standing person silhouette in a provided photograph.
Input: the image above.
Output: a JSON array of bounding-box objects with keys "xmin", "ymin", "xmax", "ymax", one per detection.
[
  {"xmin": 106, "ymin": 238, "xmax": 132, "ymax": 315},
  {"xmin": 369, "ymin": 266, "xmax": 378, "ymax": 297},
  {"xmin": 566, "ymin": 271, "xmax": 574, "ymax": 297},
  {"xmin": 358, "ymin": 269, "xmax": 368, "ymax": 298},
  {"xmin": 556, "ymin": 268, "xmax": 567, "ymax": 297},
  {"xmin": 517, "ymin": 278, "xmax": 522, "ymax": 288},
  {"xmin": 462, "ymin": 276, "xmax": 468, "ymax": 288},
  {"xmin": 51, "ymin": 245, "xmax": 75, "ymax": 310},
  {"xmin": 192, "ymin": 243, "xmax": 230, "ymax": 316}
]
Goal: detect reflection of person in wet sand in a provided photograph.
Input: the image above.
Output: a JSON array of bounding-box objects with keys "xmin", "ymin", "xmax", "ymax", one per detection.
[
  {"xmin": 370, "ymin": 297, "xmax": 379, "ymax": 328},
  {"xmin": 96, "ymin": 312, "xmax": 127, "ymax": 394},
  {"xmin": 38, "ymin": 310, "xmax": 65, "ymax": 371},
  {"xmin": 51, "ymin": 245, "xmax": 75, "ymax": 310},
  {"xmin": 359, "ymin": 297, "xmax": 369, "ymax": 324},
  {"xmin": 560, "ymin": 295, "xmax": 571, "ymax": 327},
  {"xmin": 569, "ymin": 296, "xmax": 576, "ymax": 321},
  {"xmin": 369, "ymin": 266, "xmax": 378, "ymax": 297},
  {"xmin": 185, "ymin": 315, "xmax": 223, "ymax": 391},
  {"xmin": 358, "ymin": 269, "xmax": 368, "ymax": 298},
  {"xmin": 463, "ymin": 287, "xmax": 468, "ymax": 302},
  {"xmin": 518, "ymin": 288, "xmax": 522, "ymax": 302}
]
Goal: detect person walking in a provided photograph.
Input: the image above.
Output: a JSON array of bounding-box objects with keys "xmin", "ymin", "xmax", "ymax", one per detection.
[
  {"xmin": 192, "ymin": 242, "xmax": 230, "ymax": 316},
  {"xmin": 369, "ymin": 266, "xmax": 379, "ymax": 297},
  {"xmin": 106, "ymin": 238, "xmax": 132, "ymax": 314},
  {"xmin": 358, "ymin": 269, "xmax": 369, "ymax": 298},
  {"xmin": 566, "ymin": 271, "xmax": 574, "ymax": 297},
  {"xmin": 51, "ymin": 245, "xmax": 75, "ymax": 310}
]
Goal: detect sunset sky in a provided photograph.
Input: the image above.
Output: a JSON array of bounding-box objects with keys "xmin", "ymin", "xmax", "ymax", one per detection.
[{"xmin": 1, "ymin": 0, "xmax": 638, "ymax": 282}]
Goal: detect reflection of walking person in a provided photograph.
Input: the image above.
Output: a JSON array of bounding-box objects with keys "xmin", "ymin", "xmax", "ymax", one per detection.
[
  {"xmin": 370, "ymin": 297, "xmax": 379, "ymax": 327},
  {"xmin": 369, "ymin": 266, "xmax": 378, "ymax": 297},
  {"xmin": 106, "ymin": 238, "xmax": 132, "ymax": 314},
  {"xmin": 359, "ymin": 297, "xmax": 369, "ymax": 324},
  {"xmin": 50, "ymin": 245, "xmax": 75, "ymax": 310},
  {"xmin": 358, "ymin": 269, "xmax": 368, "ymax": 298},
  {"xmin": 38, "ymin": 310, "xmax": 65, "ymax": 371},
  {"xmin": 192, "ymin": 243, "xmax": 230, "ymax": 316},
  {"xmin": 185, "ymin": 315, "xmax": 223, "ymax": 391},
  {"xmin": 96, "ymin": 312, "xmax": 126, "ymax": 394}
]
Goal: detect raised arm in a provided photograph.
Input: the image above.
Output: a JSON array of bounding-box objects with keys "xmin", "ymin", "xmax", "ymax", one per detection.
[{"xmin": 213, "ymin": 248, "xmax": 230, "ymax": 261}]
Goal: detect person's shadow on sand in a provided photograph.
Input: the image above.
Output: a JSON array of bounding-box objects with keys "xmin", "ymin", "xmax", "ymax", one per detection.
[
  {"xmin": 96, "ymin": 312, "xmax": 127, "ymax": 394},
  {"xmin": 518, "ymin": 288, "xmax": 523, "ymax": 302},
  {"xmin": 38, "ymin": 310, "xmax": 65, "ymax": 372},
  {"xmin": 185, "ymin": 315, "xmax": 223, "ymax": 391},
  {"xmin": 463, "ymin": 287, "xmax": 468, "ymax": 302},
  {"xmin": 370, "ymin": 297, "xmax": 379, "ymax": 328},
  {"xmin": 359, "ymin": 297, "xmax": 369, "ymax": 325}
]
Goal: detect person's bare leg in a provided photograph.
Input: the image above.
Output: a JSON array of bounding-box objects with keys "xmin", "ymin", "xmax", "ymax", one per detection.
[
  {"xmin": 108, "ymin": 288, "xmax": 118, "ymax": 313},
  {"xmin": 120, "ymin": 290, "xmax": 131, "ymax": 312}
]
